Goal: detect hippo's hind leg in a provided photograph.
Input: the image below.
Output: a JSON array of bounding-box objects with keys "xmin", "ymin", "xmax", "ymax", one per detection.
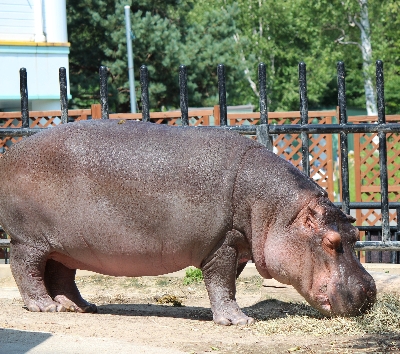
[
  {"xmin": 10, "ymin": 241, "xmax": 66, "ymax": 312},
  {"xmin": 201, "ymin": 230, "xmax": 254, "ymax": 326},
  {"xmin": 44, "ymin": 259, "xmax": 97, "ymax": 313}
]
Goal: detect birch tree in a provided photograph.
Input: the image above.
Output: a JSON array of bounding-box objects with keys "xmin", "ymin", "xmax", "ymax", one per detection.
[{"xmin": 335, "ymin": 0, "xmax": 377, "ymax": 115}]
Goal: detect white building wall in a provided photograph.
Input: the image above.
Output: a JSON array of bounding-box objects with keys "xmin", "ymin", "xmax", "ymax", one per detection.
[
  {"xmin": 0, "ymin": 46, "xmax": 70, "ymax": 111},
  {"xmin": 0, "ymin": 1, "xmax": 35, "ymax": 42},
  {"xmin": 0, "ymin": 0, "xmax": 70, "ymax": 112}
]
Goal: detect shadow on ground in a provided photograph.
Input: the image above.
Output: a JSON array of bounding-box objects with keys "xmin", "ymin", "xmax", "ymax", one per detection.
[
  {"xmin": 0, "ymin": 328, "xmax": 52, "ymax": 354},
  {"xmin": 334, "ymin": 334, "xmax": 400, "ymax": 352},
  {"xmin": 96, "ymin": 298, "xmax": 319, "ymax": 322}
]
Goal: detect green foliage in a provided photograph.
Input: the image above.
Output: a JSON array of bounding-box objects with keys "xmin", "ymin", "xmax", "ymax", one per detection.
[
  {"xmin": 67, "ymin": 0, "xmax": 243, "ymax": 111},
  {"xmin": 183, "ymin": 267, "xmax": 203, "ymax": 285},
  {"xmin": 66, "ymin": 0, "xmax": 400, "ymax": 113}
]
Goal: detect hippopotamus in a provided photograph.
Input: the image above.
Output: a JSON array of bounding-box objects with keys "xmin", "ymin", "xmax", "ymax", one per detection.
[{"xmin": 0, "ymin": 120, "xmax": 376, "ymax": 325}]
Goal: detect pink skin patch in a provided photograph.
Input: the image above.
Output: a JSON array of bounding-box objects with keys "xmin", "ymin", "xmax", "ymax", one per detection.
[{"xmin": 314, "ymin": 294, "xmax": 332, "ymax": 313}]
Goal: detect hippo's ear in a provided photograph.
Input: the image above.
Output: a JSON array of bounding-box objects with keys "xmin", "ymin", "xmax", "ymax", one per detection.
[{"xmin": 346, "ymin": 214, "xmax": 356, "ymax": 223}]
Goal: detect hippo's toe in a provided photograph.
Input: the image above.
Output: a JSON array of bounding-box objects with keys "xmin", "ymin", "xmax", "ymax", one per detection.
[
  {"xmin": 213, "ymin": 313, "xmax": 255, "ymax": 326},
  {"xmin": 232, "ymin": 316, "xmax": 255, "ymax": 326},
  {"xmin": 25, "ymin": 299, "xmax": 66, "ymax": 312},
  {"xmin": 81, "ymin": 303, "xmax": 98, "ymax": 313},
  {"xmin": 214, "ymin": 316, "xmax": 232, "ymax": 326},
  {"xmin": 54, "ymin": 294, "xmax": 97, "ymax": 313}
]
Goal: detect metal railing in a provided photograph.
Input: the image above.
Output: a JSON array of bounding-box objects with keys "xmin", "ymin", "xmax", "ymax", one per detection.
[{"xmin": 0, "ymin": 61, "xmax": 400, "ymax": 256}]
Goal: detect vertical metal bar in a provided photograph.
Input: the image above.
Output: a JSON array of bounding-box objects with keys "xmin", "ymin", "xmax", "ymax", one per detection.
[
  {"xmin": 376, "ymin": 60, "xmax": 390, "ymax": 243},
  {"xmin": 391, "ymin": 232, "xmax": 396, "ymax": 264},
  {"xmin": 396, "ymin": 208, "xmax": 400, "ymax": 264},
  {"xmin": 124, "ymin": 5, "xmax": 137, "ymax": 113},
  {"xmin": 259, "ymin": 63, "xmax": 268, "ymax": 125},
  {"xmin": 366, "ymin": 231, "xmax": 371, "ymax": 263},
  {"xmin": 256, "ymin": 63, "xmax": 273, "ymax": 150},
  {"xmin": 99, "ymin": 66, "xmax": 109, "ymax": 119},
  {"xmin": 140, "ymin": 65, "xmax": 150, "ymax": 122},
  {"xmin": 299, "ymin": 62, "xmax": 310, "ymax": 176},
  {"xmin": 337, "ymin": 61, "xmax": 350, "ymax": 215},
  {"xmin": 217, "ymin": 64, "xmax": 227, "ymax": 126},
  {"xmin": 179, "ymin": 65, "xmax": 189, "ymax": 127},
  {"xmin": 59, "ymin": 67, "xmax": 68, "ymax": 124},
  {"xmin": 20, "ymin": 68, "xmax": 29, "ymax": 128}
]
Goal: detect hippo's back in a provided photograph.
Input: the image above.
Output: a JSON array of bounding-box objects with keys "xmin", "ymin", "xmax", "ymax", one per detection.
[{"xmin": 0, "ymin": 120, "xmax": 261, "ymax": 275}]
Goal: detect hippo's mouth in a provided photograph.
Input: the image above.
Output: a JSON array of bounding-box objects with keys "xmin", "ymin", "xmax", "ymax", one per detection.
[{"xmin": 314, "ymin": 294, "xmax": 332, "ymax": 314}]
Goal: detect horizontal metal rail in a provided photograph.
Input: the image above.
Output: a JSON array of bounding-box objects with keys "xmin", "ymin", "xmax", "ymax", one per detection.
[
  {"xmin": 0, "ymin": 239, "xmax": 10, "ymax": 248},
  {"xmin": 0, "ymin": 128, "xmax": 44, "ymax": 137},
  {"xmin": 3, "ymin": 122, "xmax": 400, "ymax": 138},
  {"xmin": 334, "ymin": 202, "xmax": 400, "ymax": 209},
  {"xmin": 355, "ymin": 241, "xmax": 400, "ymax": 251}
]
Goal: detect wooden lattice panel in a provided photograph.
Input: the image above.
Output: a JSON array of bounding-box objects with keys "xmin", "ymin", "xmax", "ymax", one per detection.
[
  {"xmin": 354, "ymin": 129, "xmax": 400, "ymax": 226},
  {"xmin": 148, "ymin": 116, "xmax": 210, "ymax": 126},
  {"xmin": 0, "ymin": 109, "xmax": 92, "ymax": 155},
  {"xmin": 109, "ymin": 110, "xmax": 213, "ymax": 126},
  {"xmin": 0, "ymin": 116, "xmax": 23, "ymax": 153}
]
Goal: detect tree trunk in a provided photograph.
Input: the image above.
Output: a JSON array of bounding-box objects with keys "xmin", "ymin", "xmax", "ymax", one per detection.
[
  {"xmin": 233, "ymin": 33, "xmax": 259, "ymax": 98},
  {"xmin": 358, "ymin": 0, "xmax": 377, "ymax": 116}
]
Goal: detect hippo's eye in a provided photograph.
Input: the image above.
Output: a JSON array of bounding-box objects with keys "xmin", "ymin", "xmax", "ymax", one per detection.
[{"xmin": 323, "ymin": 231, "xmax": 343, "ymax": 254}]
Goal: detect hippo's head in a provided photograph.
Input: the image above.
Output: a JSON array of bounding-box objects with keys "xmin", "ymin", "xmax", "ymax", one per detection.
[{"xmin": 262, "ymin": 197, "xmax": 376, "ymax": 317}]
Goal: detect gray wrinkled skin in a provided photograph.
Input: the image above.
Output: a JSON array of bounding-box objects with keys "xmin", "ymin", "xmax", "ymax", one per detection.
[{"xmin": 0, "ymin": 120, "xmax": 376, "ymax": 325}]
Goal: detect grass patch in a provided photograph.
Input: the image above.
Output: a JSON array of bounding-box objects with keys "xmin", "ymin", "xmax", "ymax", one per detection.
[
  {"xmin": 183, "ymin": 267, "xmax": 203, "ymax": 285},
  {"xmin": 255, "ymin": 292, "xmax": 400, "ymax": 336},
  {"xmin": 156, "ymin": 277, "xmax": 172, "ymax": 286}
]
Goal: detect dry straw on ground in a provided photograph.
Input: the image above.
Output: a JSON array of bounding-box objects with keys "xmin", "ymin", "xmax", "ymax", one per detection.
[{"xmin": 255, "ymin": 292, "xmax": 400, "ymax": 336}]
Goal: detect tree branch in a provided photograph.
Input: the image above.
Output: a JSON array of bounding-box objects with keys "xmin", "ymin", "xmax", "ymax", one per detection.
[
  {"xmin": 233, "ymin": 33, "xmax": 259, "ymax": 98},
  {"xmin": 327, "ymin": 26, "xmax": 362, "ymax": 50}
]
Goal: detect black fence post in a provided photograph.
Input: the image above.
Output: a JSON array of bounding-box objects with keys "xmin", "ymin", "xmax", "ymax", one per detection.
[
  {"xmin": 99, "ymin": 66, "xmax": 109, "ymax": 119},
  {"xmin": 217, "ymin": 64, "xmax": 227, "ymax": 126},
  {"xmin": 20, "ymin": 68, "xmax": 29, "ymax": 128},
  {"xmin": 140, "ymin": 65, "xmax": 150, "ymax": 122},
  {"xmin": 395, "ymin": 208, "xmax": 400, "ymax": 263},
  {"xmin": 299, "ymin": 62, "xmax": 310, "ymax": 176},
  {"xmin": 256, "ymin": 63, "xmax": 273, "ymax": 150},
  {"xmin": 337, "ymin": 61, "xmax": 350, "ymax": 216},
  {"xmin": 376, "ymin": 60, "xmax": 390, "ymax": 243},
  {"xmin": 179, "ymin": 65, "xmax": 189, "ymax": 127},
  {"xmin": 59, "ymin": 67, "xmax": 68, "ymax": 124}
]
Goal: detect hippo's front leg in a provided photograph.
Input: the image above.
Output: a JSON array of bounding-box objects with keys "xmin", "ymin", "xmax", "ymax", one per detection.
[{"xmin": 201, "ymin": 230, "xmax": 254, "ymax": 326}]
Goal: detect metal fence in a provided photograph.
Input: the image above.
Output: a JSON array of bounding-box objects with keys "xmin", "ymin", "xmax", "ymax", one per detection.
[{"xmin": 1, "ymin": 61, "xmax": 400, "ymax": 262}]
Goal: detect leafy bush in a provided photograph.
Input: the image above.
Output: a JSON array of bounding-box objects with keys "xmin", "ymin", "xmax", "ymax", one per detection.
[{"xmin": 183, "ymin": 267, "xmax": 203, "ymax": 285}]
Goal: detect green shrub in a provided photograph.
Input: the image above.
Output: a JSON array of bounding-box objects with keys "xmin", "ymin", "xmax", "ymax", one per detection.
[{"xmin": 183, "ymin": 267, "xmax": 203, "ymax": 285}]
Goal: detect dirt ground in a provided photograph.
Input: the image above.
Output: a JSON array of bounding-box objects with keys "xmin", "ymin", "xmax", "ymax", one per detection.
[{"xmin": 1, "ymin": 271, "xmax": 400, "ymax": 354}]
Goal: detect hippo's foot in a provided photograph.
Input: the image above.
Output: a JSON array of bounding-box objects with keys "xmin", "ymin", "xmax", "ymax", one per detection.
[
  {"xmin": 25, "ymin": 296, "xmax": 67, "ymax": 312},
  {"xmin": 213, "ymin": 300, "xmax": 255, "ymax": 326},
  {"xmin": 53, "ymin": 295, "xmax": 97, "ymax": 313}
]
